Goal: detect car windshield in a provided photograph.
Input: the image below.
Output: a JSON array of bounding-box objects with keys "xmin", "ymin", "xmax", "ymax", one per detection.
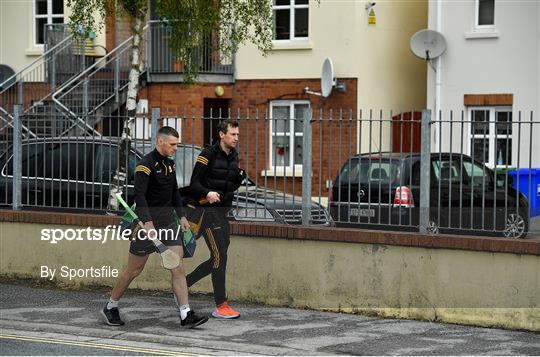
[{"xmin": 338, "ymin": 158, "xmax": 400, "ymax": 184}]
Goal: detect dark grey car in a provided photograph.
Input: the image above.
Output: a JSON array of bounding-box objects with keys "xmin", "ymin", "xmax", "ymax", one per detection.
[
  {"xmin": 0, "ymin": 137, "xmax": 333, "ymax": 226},
  {"xmin": 330, "ymin": 152, "xmax": 529, "ymax": 238}
]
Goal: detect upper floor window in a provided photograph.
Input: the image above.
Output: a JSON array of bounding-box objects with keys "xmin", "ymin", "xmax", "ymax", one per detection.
[
  {"xmin": 469, "ymin": 107, "xmax": 512, "ymax": 168},
  {"xmin": 34, "ymin": 0, "xmax": 64, "ymax": 46},
  {"xmin": 476, "ymin": 0, "xmax": 494, "ymax": 27},
  {"xmin": 273, "ymin": 0, "xmax": 309, "ymax": 41},
  {"xmin": 269, "ymin": 101, "xmax": 309, "ymax": 170}
]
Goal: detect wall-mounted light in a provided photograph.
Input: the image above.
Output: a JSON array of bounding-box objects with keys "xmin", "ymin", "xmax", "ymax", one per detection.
[{"xmin": 215, "ymin": 85, "xmax": 225, "ymax": 97}]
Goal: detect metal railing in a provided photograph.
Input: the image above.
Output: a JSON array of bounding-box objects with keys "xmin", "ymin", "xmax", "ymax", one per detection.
[
  {"xmin": 0, "ymin": 24, "xmax": 105, "ymax": 153},
  {"xmin": 147, "ymin": 21, "xmax": 234, "ymax": 76},
  {"xmin": 52, "ymin": 35, "xmax": 134, "ymax": 127},
  {"xmin": 1, "ymin": 106, "xmax": 538, "ymax": 237},
  {"xmin": 0, "ymin": 25, "xmax": 95, "ymax": 116},
  {"xmin": 51, "ymin": 24, "xmax": 151, "ymax": 138}
]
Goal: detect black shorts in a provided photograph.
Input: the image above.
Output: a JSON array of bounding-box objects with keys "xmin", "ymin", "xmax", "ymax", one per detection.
[{"xmin": 129, "ymin": 221, "xmax": 182, "ymax": 256}]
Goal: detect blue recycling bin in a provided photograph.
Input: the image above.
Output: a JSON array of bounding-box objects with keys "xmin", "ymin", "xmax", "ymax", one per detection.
[{"xmin": 508, "ymin": 168, "xmax": 540, "ymax": 217}]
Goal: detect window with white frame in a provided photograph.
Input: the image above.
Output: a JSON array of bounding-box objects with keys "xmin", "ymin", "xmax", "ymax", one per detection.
[
  {"xmin": 269, "ymin": 101, "xmax": 309, "ymax": 170},
  {"xmin": 34, "ymin": 0, "xmax": 64, "ymax": 46},
  {"xmin": 475, "ymin": 0, "xmax": 495, "ymax": 28},
  {"xmin": 273, "ymin": 0, "xmax": 309, "ymax": 41},
  {"xmin": 469, "ymin": 107, "xmax": 512, "ymax": 168}
]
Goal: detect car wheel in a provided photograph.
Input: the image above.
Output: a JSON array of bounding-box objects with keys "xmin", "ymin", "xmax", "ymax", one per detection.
[
  {"xmin": 503, "ymin": 212, "xmax": 528, "ymax": 239},
  {"xmin": 426, "ymin": 220, "xmax": 439, "ymax": 235}
]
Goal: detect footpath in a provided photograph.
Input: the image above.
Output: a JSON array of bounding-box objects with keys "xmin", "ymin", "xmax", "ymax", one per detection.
[{"xmin": 0, "ymin": 281, "xmax": 539, "ymax": 355}]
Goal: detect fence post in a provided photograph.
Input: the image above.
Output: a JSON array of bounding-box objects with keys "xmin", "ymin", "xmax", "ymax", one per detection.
[
  {"xmin": 12, "ymin": 105, "xmax": 22, "ymax": 210},
  {"xmin": 151, "ymin": 107, "xmax": 160, "ymax": 145},
  {"xmin": 18, "ymin": 81, "xmax": 23, "ymax": 105},
  {"xmin": 83, "ymin": 79, "xmax": 89, "ymax": 116},
  {"xmin": 302, "ymin": 110, "xmax": 313, "ymax": 225},
  {"xmin": 51, "ymin": 55, "xmax": 56, "ymax": 92},
  {"xmin": 114, "ymin": 57, "xmax": 120, "ymax": 104},
  {"xmin": 419, "ymin": 109, "xmax": 432, "ymax": 234}
]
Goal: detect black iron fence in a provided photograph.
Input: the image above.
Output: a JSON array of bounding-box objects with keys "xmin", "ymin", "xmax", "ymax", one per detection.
[{"xmin": 1, "ymin": 106, "xmax": 538, "ymax": 238}]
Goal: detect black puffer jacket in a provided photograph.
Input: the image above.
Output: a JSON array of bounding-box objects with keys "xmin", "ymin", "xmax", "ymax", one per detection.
[{"xmin": 188, "ymin": 142, "xmax": 244, "ymax": 207}]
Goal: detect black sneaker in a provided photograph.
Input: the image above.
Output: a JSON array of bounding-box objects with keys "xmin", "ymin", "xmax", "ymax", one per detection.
[
  {"xmin": 101, "ymin": 305, "xmax": 125, "ymax": 326},
  {"xmin": 180, "ymin": 310, "xmax": 208, "ymax": 329}
]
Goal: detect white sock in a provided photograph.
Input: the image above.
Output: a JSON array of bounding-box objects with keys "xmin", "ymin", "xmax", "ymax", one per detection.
[
  {"xmin": 107, "ymin": 298, "xmax": 119, "ymax": 310},
  {"xmin": 179, "ymin": 304, "xmax": 191, "ymax": 320}
]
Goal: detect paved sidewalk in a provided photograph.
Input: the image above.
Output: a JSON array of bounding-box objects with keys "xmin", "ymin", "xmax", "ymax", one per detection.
[{"xmin": 0, "ymin": 282, "xmax": 539, "ymax": 355}]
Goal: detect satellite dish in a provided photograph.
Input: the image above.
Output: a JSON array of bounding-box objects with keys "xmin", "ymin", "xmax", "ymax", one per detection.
[
  {"xmin": 0, "ymin": 64, "xmax": 15, "ymax": 90},
  {"xmin": 321, "ymin": 58, "xmax": 335, "ymax": 98},
  {"xmin": 304, "ymin": 57, "xmax": 346, "ymax": 98},
  {"xmin": 410, "ymin": 29, "xmax": 447, "ymax": 61}
]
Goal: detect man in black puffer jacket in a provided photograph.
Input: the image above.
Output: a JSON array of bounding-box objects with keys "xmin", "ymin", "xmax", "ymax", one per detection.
[{"xmin": 186, "ymin": 119, "xmax": 245, "ymax": 319}]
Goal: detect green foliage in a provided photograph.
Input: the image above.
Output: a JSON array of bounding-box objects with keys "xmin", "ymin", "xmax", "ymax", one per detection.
[
  {"xmin": 154, "ymin": 0, "xmax": 273, "ymax": 82},
  {"xmin": 66, "ymin": 0, "xmax": 273, "ymax": 82}
]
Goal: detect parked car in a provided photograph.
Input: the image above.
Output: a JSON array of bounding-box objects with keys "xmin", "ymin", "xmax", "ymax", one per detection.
[
  {"xmin": 329, "ymin": 152, "xmax": 529, "ymax": 238},
  {"xmin": 0, "ymin": 137, "xmax": 333, "ymax": 226}
]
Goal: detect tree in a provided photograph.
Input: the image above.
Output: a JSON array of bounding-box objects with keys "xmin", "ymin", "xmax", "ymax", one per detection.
[{"xmin": 66, "ymin": 0, "xmax": 273, "ymax": 211}]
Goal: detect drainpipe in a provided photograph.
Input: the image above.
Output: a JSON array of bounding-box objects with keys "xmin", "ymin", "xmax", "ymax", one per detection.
[{"xmin": 434, "ymin": 0, "xmax": 443, "ymax": 150}]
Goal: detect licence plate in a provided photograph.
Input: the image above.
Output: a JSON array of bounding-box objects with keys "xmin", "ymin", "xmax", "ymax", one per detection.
[{"xmin": 350, "ymin": 208, "xmax": 375, "ymax": 217}]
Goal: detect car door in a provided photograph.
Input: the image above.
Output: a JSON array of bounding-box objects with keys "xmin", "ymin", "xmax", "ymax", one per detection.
[
  {"xmin": 2, "ymin": 142, "xmax": 47, "ymax": 206},
  {"xmin": 461, "ymin": 158, "xmax": 496, "ymax": 231},
  {"xmin": 430, "ymin": 155, "xmax": 471, "ymax": 230},
  {"xmin": 38, "ymin": 140, "xmax": 91, "ymax": 209},
  {"xmin": 21, "ymin": 142, "xmax": 48, "ymax": 206},
  {"xmin": 93, "ymin": 142, "xmax": 139, "ymax": 210}
]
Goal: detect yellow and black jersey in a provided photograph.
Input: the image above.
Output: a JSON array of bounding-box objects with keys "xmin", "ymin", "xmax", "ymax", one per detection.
[{"xmin": 134, "ymin": 149, "xmax": 183, "ymax": 226}]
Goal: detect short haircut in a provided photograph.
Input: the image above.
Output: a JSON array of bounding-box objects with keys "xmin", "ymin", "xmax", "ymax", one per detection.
[
  {"xmin": 157, "ymin": 126, "xmax": 179, "ymax": 139},
  {"xmin": 217, "ymin": 119, "xmax": 239, "ymax": 135}
]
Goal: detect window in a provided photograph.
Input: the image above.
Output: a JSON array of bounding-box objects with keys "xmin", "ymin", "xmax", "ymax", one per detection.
[
  {"xmin": 5, "ymin": 144, "xmax": 46, "ymax": 177},
  {"xmin": 463, "ymin": 160, "xmax": 493, "ymax": 187},
  {"xmin": 269, "ymin": 101, "xmax": 309, "ymax": 170},
  {"xmin": 431, "ymin": 159, "xmax": 463, "ymax": 184},
  {"xmin": 94, "ymin": 144, "xmax": 137, "ymax": 184},
  {"xmin": 34, "ymin": 0, "xmax": 64, "ymax": 46},
  {"xmin": 273, "ymin": 0, "xmax": 309, "ymax": 41},
  {"xmin": 469, "ymin": 107, "xmax": 512, "ymax": 168},
  {"xmin": 476, "ymin": 0, "xmax": 494, "ymax": 27},
  {"xmin": 339, "ymin": 159, "xmax": 400, "ymax": 185}
]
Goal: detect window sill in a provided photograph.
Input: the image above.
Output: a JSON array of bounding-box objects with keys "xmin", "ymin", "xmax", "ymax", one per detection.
[
  {"xmin": 25, "ymin": 48, "xmax": 44, "ymax": 56},
  {"xmin": 261, "ymin": 168, "xmax": 303, "ymax": 178},
  {"xmin": 271, "ymin": 40, "xmax": 313, "ymax": 51},
  {"xmin": 465, "ymin": 29, "xmax": 499, "ymax": 39}
]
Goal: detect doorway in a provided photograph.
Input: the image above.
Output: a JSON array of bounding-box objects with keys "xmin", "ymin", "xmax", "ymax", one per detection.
[
  {"xmin": 203, "ymin": 98, "xmax": 230, "ymax": 146},
  {"xmin": 392, "ymin": 111, "xmax": 421, "ymax": 153}
]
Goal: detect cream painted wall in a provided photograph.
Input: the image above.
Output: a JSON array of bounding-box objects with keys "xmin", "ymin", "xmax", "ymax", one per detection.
[
  {"xmin": 0, "ymin": 0, "xmax": 33, "ymax": 73},
  {"xmin": 0, "ymin": 0, "xmax": 106, "ymax": 74},
  {"xmin": 236, "ymin": 0, "xmax": 428, "ymax": 113}
]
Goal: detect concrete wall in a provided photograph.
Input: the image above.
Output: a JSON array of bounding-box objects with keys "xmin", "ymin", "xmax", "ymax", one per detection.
[{"xmin": 1, "ymin": 221, "xmax": 538, "ymax": 331}]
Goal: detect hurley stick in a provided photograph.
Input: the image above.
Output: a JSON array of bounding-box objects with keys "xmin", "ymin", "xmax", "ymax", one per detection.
[{"xmin": 115, "ymin": 193, "xmax": 181, "ymax": 270}]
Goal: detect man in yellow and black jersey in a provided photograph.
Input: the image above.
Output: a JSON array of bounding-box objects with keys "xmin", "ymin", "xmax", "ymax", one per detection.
[
  {"xmin": 101, "ymin": 126, "xmax": 208, "ymax": 329},
  {"xmin": 186, "ymin": 119, "xmax": 245, "ymax": 319}
]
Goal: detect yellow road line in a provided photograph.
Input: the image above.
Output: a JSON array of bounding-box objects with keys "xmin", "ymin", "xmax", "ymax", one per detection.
[{"xmin": 0, "ymin": 334, "xmax": 197, "ymax": 356}]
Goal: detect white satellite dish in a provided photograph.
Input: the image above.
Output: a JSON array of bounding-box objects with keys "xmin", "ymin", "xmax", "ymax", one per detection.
[
  {"xmin": 410, "ymin": 29, "xmax": 447, "ymax": 61},
  {"xmin": 304, "ymin": 57, "xmax": 346, "ymax": 98},
  {"xmin": 321, "ymin": 58, "xmax": 335, "ymax": 98}
]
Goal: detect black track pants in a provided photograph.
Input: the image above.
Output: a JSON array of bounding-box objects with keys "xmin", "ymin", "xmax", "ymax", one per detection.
[{"xmin": 186, "ymin": 209, "xmax": 230, "ymax": 306}]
